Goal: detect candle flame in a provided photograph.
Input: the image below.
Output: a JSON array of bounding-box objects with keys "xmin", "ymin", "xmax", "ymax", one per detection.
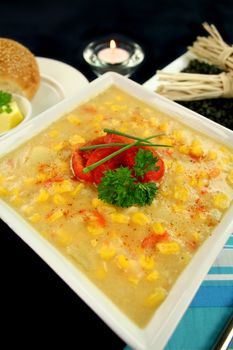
[{"xmin": 110, "ymin": 40, "xmax": 116, "ymax": 49}]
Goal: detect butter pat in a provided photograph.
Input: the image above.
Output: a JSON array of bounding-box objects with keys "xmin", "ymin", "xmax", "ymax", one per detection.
[{"xmin": 0, "ymin": 101, "xmax": 24, "ymax": 133}]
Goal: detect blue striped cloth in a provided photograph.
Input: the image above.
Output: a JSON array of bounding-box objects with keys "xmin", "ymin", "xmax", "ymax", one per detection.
[{"xmin": 125, "ymin": 234, "xmax": 233, "ymax": 350}]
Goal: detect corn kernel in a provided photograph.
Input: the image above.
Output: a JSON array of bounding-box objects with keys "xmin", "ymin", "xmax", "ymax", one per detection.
[
  {"xmin": 47, "ymin": 209, "xmax": 63, "ymax": 222},
  {"xmin": 160, "ymin": 189, "xmax": 170, "ymax": 197},
  {"xmin": 116, "ymin": 95, "xmax": 124, "ymax": 101},
  {"xmin": 175, "ymin": 162, "xmax": 184, "ymax": 173},
  {"xmin": 92, "ymin": 197, "xmax": 104, "ymax": 207},
  {"xmin": 192, "ymin": 139, "xmax": 201, "ymax": 146},
  {"xmin": 90, "ymin": 239, "xmax": 98, "ymax": 247},
  {"xmin": 36, "ymin": 173, "xmax": 50, "ymax": 183},
  {"xmin": 116, "ymin": 255, "xmax": 130, "ymax": 270},
  {"xmin": 10, "ymin": 187, "xmax": 20, "ymax": 196},
  {"xmin": 192, "ymin": 232, "xmax": 201, "ymax": 242},
  {"xmin": 142, "ymin": 129, "xmax": 151, "ymax": 138},
  {"xmin": 110, "ymin": 104, "xmax": 121, "ymax": 112},
  {"xmin": 219, "ymin": 146, "xmax": 228, "ymax": 153},
  {"xmin": 157, "ymin": 242, "xmax": 180, "ymax": 254},
  {"xmin": 221, "ymin": 157, "xmax": 231, "ymax": 165},
  {"xmin": 131, "ymin": 212, "xmax": 150, "ymax": 225},
  {"xmin": 95, "ymin": 267, "xmax": 106, "ymax": 280},
  {"xmin": 144, "ymin": 287, "xmax": 167, "ymax": 307},
  {"xmin": 207, "ymin": 150, "xmax": 217, "ymax": 160},
  {"xmin": 128, "ymin": 276, "xmax": 139, "ymax": 285},
  {"xmin": 10, "ymin": 195, "xmax": 22, "ymax": 205},
  {"xmin": 21, "ymin": 205, "xmax": 34, "ymax": 215},
  {"xmin": 189, "ymin": 145, "xmax": 203, "ymax": 158},
  {"xmin": 160, "ymin": 136, "xmax": 173, "ymax": 146},
  {"xmin": 172, "ymin": 203, "xmax": 185, "ymax": 213},
  {"xmin": 119, "ymin": 127, "xmax": 127, "ymax": 133},
  {"xmin": 172, "ymin": 130, "xmax": 185, "ymax": 143},
  {"xmin": 174, "ymin": 186, "xmax": 189, "ymax": 202},
  {"xmin": 58, "ymin": 162, "xmax": 69, "ymax": 172},
  {"xmin": 36, "ymin": 188, "xmax": 50, "ymax": 202},
  {"xmin": 139, "ymin": 255, "xmax": 155, "ymax": 270},
  {"xmin": 179, "ymin": 145, "xmax": 189, "ymax": 155},
  {"xmin": 87, "ymin": 224, "xmax": 104, "ymax": 236},
  {"xmin": 67, "ymin": 114, "xmax": 81, "ymax": 125},
  {"xmin": 29, "ymin": 213, "xmax": 41, "ymax": 223},
  {"xmin": 71, "ymin": 183, "xmax": 84, "ymax": 197},
  {"xmin": 109, "ymin": 118, "xmax": 120, "ymax": 127},
  {"xmin": 182, "ymin": 252, "xmax": 192, "ymax": 264},
  {"xmin": 189, "ymin": 176, "xmax": 197, "ymax": 187},
  {"xmin": 198, "ymin": 170, "xmax": 208, "ymax": 179},
  {"xmin": 69, "ymin": 135, "xmax": 86, "ymax": 145},
  {"xmin": 164, "ymin": 159, "xmax": 173, "ymax": 169},
  {"xmin": 53, "ymin": 194, "xmax": 67, "ymax": 205},
  {"xmin": 146, "ymin": 270, "xmax": 160, "ymax": 282},
  {"xmin": 213, "ymin": 193, "xmax": 230, "ymax": 209},
  {"xmin": 52, "ymin": 142, "xmax": 64, "ymax": 151},
  {"xmin": 227, "ymin": 169, "xmax": 233, "ymax": 186},
  {"xmin": 149, "ymin": 117, "xmax": 158, "ymax": 127},
  {"xmin": 94, "ymin": 114, "xmax": 104, "ymax": 122},
  {"xmin": 159, "ymin": 122, "xmax": 169, "ymax": 131},
  {"xmin": 152, "ymin": 222, "xmax": 165, "ymax": 235},
  {"xmin": 23, "ymin": 177, "xmax": 34, "ymax": 185},
  {"xmin": 0, "ymin": 186, "xmax": 8, "ymax": 196},
  {"xmin": 52, "ymin": 180, "xmax": 73, "ymax": 193},
  {"xmin": 110, "ymin": 213, "xmax": 129, "ymax": 224},
  {"xmin": 175, "ymin": 176, "xmax": 184, "ymax": 185},
  {"xmin": 0, "ymin": 174, "xmax": 4, "ymax": 183},
  {"xmin": 197, "ymin": 178, "xmax": 209, "ymax": 189},
  {"xmin": 48, "ymin": 130, "xmax": 59, "ymax": 137},
  {"xmin": 56, "ymin": 229, "xmax": 72, "ymax": 245},
  {"xmin": 99, "ymin": 244, "xmax": 116, "ymax": 260}
]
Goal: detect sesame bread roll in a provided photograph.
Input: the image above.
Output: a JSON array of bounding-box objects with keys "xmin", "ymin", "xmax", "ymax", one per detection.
[{"xmin": 0, "ymin": 38, "xmax": 40, "ymax": 100}]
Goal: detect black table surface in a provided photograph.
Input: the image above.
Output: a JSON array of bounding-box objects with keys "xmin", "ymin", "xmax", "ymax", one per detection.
[{"xmin": 1, "ymin": 1, "xmax": 233, "ymax": 349}]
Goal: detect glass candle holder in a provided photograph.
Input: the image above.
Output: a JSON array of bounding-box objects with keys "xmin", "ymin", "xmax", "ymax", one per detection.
[{"xmin": 83, "ymin": 36, "xmax": 144, "ymax": 77}]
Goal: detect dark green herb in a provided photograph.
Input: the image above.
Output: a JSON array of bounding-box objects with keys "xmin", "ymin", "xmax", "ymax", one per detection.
[
  {"xmin": 182, "ymin": 59, "xmax": 222, "ymax": 74},
  {"xmin": 0, "ymin": 91, "xmax": 12, "ymax": 114},
  {"xmin": 178, "ymin": 60, "xmax": 233, "ymax": 130},
  {"xmin": 97, "ymin": 149, "xmax": 159, "ymax": 208},
  {"xmin": 134, "ymin": 148, "xmax": 159, "ymax": 177}
]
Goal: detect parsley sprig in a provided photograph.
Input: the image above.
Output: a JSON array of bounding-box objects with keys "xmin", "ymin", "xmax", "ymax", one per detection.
[
  {"xmin": 0, "ymin": 91, "xmax": 12, "ymax": 114},
  {"xmin": 81, "ymin": 129, "xmax": 172, "ymax": 207},
  {"xmin": 134, "ymin": 148, "xmax": 159, "ymax": 177},
  {"xmin": 97, "ymin": 150, "xmax": 159, "ymax": 208}
]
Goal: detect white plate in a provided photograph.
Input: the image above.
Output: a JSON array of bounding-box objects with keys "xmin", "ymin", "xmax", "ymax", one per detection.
[
  {"xmin": 0, "ymin": 72, "xmax": 232, "ymax": 350},
  {"xmin": 31, "ymin": 57, "xmax": 89, "ymax": 117}
]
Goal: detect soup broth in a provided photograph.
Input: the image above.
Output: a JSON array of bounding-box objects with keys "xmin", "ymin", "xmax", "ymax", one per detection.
[{"xmin": 0, "ymin": 86, "xmax": 232, "ymax": 327}]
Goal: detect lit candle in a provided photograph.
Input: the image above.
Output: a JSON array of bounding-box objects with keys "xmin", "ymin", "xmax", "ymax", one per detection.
[{"xmin": 97, "ymin": 40, "xmax": 130, "ymax": 64}]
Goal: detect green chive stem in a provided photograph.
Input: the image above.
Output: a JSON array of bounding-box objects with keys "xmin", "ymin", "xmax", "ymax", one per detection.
[
  {"xmin": 103, "ymin": 128, "xmax": 165, "ymax": 143},
  {"xmin": 80, "ymin": 142, "xmax": 172, "ymax": 151},
  {"xmin": 82, "ymin": 129, "xmax": 172, "ymax": 174},
  {"xmin": 83, "ymin": 140, "xmax": 140, "ymax": 173}
]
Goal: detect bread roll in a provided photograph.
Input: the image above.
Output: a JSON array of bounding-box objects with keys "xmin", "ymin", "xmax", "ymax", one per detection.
[{"xmin": 0, "ymin": 38, "xmax": 40, "ymax": 100}]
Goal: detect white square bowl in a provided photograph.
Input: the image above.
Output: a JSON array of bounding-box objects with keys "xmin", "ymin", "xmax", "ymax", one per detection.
[{"xmin": 0, "ymin": 72, "xmax": 232, "ymax": 350}]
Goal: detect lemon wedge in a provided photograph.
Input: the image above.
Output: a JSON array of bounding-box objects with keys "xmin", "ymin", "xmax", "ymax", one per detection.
[{"xmin": 0, "ymin": 101, "xmax": 24, "ymax": 133}]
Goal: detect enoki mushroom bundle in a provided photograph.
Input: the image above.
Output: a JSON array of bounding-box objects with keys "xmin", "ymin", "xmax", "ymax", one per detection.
[
  {"xmin": 156, "ymin": 71, "xmax": 233, "ymax": 101},
  {"xmin": 155, "ymin": 22, "xmax": 233, "ymax": 101},
  {"xmin": 189, "ymin": 22, "xmax": 233, "ymax": 71}
]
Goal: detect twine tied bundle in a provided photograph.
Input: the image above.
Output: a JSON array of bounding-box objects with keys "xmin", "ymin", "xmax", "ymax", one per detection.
[
  {"xmin": 156, "ymin": 71, "xmax": 233, "ymax": 101},
  {"xmin": 155, "ymin": 23, "xmax": 233, "ymax": 101},
  {"xmin": 189, "ymin": 22, "xmax": 233, "ymax": 71}
]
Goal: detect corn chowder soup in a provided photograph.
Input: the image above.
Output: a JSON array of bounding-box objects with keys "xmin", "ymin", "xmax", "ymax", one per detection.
[{"xmin": 0, "ymin": 86, "xmax": 232, "ymax": 327}]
